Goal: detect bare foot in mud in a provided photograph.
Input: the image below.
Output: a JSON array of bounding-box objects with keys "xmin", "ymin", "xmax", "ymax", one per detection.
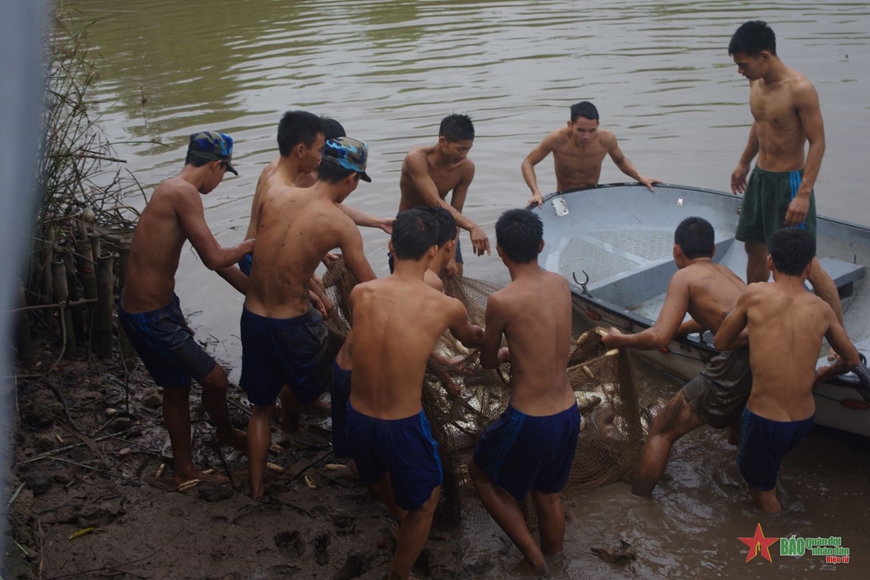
[
  {"xmin": 216, "ymin": 428, "xmax": 248, "ymax": 453},
  {"xmin": 173, "ymin": 467, "xmax": 227, "ymax": 486},
  {"xmin": 512, "ymin": 557, "xmax": 549, "ymax": 577}
]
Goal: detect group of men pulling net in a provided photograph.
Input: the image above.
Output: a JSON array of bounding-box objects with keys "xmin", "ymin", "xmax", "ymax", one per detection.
[{"xmin": 321, "ymin": 257, "xmax": 652, "ymax": 526}]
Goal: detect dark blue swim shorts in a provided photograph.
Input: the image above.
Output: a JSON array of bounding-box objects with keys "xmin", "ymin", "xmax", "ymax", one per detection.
[
  {"xmin": 119, "ymin": 294, "xmax": 216, "ymax": 388},
  {"xmin": 331, "ymin": 361, "xmax": 352, "ymax": 458},
  {"xmin": 239, "ymin": 307, "xmax": 331, "ymax": 407},
  {"xmin": 238, "ymin": 254, "xmax": 253, "ymax": 276},
  {"xmin": 346, "ymin": 403, "xmax": 443, "ymax": 511},
  {"xmin": 737, "ymin": 407, "xmax": 814, "ymax": 491},
  {"xmin": 473, "ymin": 403, "xmax": 580, "ymax": 501}
]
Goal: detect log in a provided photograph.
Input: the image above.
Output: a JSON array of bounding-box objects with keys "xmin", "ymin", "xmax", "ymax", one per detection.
[
  {"xmin": 64, "ymin": 250, "xmax": 84, "ymax": 343},
  {"xmin": 95, "ymin": 251, "xmax": 114, "ymax": 360},
  {"xmin": 76, "ymin": 222, "xmax": 97, "ymax": 341},
  {"xmin": 51, "ymin": 259, "xmax": 76, "ymax": 359}
]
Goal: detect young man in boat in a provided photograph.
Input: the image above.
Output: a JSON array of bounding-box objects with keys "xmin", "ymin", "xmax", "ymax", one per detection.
[
  {"xmin": 522, "ymin": 101, "xmax": 660, "ymax": 208},
  {"xmin": 331, "ymin": 206, "xmax": 461, "ymax": 459},
  {"xmin": 469, "ymin": 208, "xmax": 580, "ymax": 577},
  {"xmin": 398, "ymin": 113, "xmax": 491, "ymax": 277},
  {"xmin": 601, "ymin": 217, "xmax": 752, "ymax": 498},
  {"xmin": 714, "ymin": 227, "xmax": 859, "ymax": 512},
  {"xmin": 728, "ymin": 20, "xmax": 844, "ymax": 354},
  {"xmin": 346, "ymin": 208, "xmax": 483, "ymax": 579},
  {"xmin": 119, "ymin": 131, "xmax": 252, "ymax": 485},
  {"xmin": 240, "ymin": 137, "xmax": 377, "ymax": 499}
]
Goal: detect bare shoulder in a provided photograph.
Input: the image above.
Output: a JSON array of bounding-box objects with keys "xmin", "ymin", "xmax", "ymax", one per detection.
[
  {"xmin": 598, "ymin": 129, "xmax": 618, "ymax": 149},
  {"xmin": 790, "ymin": 74, "xmax": 820, "ymax": 104},
  {"xmin": 547, "ymin": 127, "xmax": 571, "ymax": 150},
  {"xmin": 154, "ymin": 177, "xmax": 198, "ymax": 208},
  {"xmin": 404, "ymin": 146, "xmax": 429, "ymax": 166},
  {"xmin": 459, "ymin": 156, "xmax": 475, "ymax": 179}
]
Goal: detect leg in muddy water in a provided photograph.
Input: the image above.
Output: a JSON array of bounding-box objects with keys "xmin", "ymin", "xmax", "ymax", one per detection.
[
  {"xmin": 632, "ymin": 392, "xmax": 703, "ymax": 498},
  {"xmin": 468, "ymin": 461, "xmax": 548, "ymax": 576},
  {"xmin": 198, "ymin": 364, "xmax": 248, "ymax": 452},
  {"xmin": 162, "ymin": 386, "xmax": 226, "ymax": 484},
  {"xmin": 247, "ymin": 400, "xmax": 277, "ymax": 499},
  {"xmin": 750, "ymin": 486, "xmax": 783, "ymax": 513},
  {"xmin": 531, "ymin": 490, "xmax": 565, "ymax": 557},
  {"xmin": 389, "ymin": 485, "xmax": 440, "ymax": 580}
]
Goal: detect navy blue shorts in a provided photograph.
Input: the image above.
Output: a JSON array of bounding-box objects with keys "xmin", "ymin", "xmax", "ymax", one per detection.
[
  {"xmin": 346, "ymin": 404, "xmax": 443, "ymax": 511},
  {"xmin": 238, "ymin": 254, "xmax": 253, "ymax": 276},
  {"xmin": 331, "ymin": 362, "xmax": 352, "ymax": 458},
  {"xmin": 473, "ymin": 403, "xmax": 580, "ymax": 501},
  {"xmin": 118, "ymin": 294, "xmax": 216, "ymax": 388},
  {"xmin": 737, "ymin": 408, "xmax": 814, "ymax": 491},
  {"xmin": 240, "ymin": 307, "xmax": 331, "ymax": 407}
]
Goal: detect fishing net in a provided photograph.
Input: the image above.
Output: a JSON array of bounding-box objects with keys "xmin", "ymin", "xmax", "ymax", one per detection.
[{"xmin": 321, "ymin": 258, "xmax": 650, "ymax": 527}]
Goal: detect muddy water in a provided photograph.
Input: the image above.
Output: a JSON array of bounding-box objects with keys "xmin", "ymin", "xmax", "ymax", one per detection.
[{"xmin": 76, "ymin": 1, "xmax": 870, "ymax": 577}]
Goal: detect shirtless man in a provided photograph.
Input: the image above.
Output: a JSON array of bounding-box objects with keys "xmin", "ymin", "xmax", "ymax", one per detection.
[
  {"xmin": 331, "ymin": 206, "xmax": 460, "ymax": 458},
  {"xmin": 469, "ymin": 209, "xmax": 580, "ymax": 576},
  {"xmin": 119, "ymin": 131, "xmax": 252, "ymax": 484},
  {"xmin": 602, "ymin": 217, "xmax": 752, "ymax": 498},
  {"xmin": 240, "ymin": 137, "xmax": 377, "ymax": 498},
  {"xmin": 728, "ymin": 20, "xmax": 844, "ymax": 346},
  {"xmin": 398, "ymin": 113, "xmax": 491, "ymax": 277},
  {"xmin": 714, "ymin": 227, "xmax": 859, "ymax": 512},
  {"xmin": 523, "ymin": 101, "xmax": 659, "ymax": 208},
  {"xmin": 347, "ymin": 208, "xmax": 483, "ymax": 579}
]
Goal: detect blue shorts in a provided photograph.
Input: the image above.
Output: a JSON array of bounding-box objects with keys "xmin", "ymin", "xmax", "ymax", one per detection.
[
  {"xmin": 346, "ymin": 403, "xmax": 443, "ymax": 511},
  {"xmin": 473, "ymin": 403, "xmax": 580, "ymax": 501},
  {"xmin": 737, "ymin": 408, "xmax": 814, "ymax": 491},
  {"xmin": 240, "ymin": 307, "xmax": 331, "ymax": 407},
  {"xmin": 238, "ymin": 254, "xmax": 253, "ymax": 276},
  {"xmin": 331, "ymin": 362, "xmax": 352, "ymax": 458},
  {"xmin": 119, "ymin": 294, "xmax": 216, "ymax": 388}
]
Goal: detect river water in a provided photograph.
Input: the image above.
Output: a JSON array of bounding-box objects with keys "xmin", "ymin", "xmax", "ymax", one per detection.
[{"xmin": 75, "ymin": 1, "xmax": 870, "ymax": 578}]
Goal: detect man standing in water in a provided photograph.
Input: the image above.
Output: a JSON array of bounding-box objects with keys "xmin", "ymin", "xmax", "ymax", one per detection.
[
  {"xmin": 522, "ymin": 101, "xmax": 659, "ymax": 208},
  {"xmin": 119, "ymin": 132, "xmax": 252, "ymax": 484},
  {"xmin": 241, "ymin": 137, "xmax": 377, "ymax": 499},
  {"xmin": 602, "ymin": 217, "xmax": 752, "ymax": 498},
  {"xmin": 398, "ymin": 113, "xmax": 490, "ymax": 277},
  {"xmin": 347, "ymin": 208, "xmax": 482, "ymax": 579},
  {"xmin": 469, "ymin": 209, "xmax": 579, "ymax": 576},
  {"xmin": 715, "ymin": 228, "xmax": 859, "ymax": 512},
  {"xmin": 728, "ymin": 20, "xmax": 844, "ymax": 347}
]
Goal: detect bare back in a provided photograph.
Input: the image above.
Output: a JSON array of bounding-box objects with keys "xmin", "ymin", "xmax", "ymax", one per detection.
[
  {"xmin": 123, "ymin": 178, "xmax": 204, "ymax": 312},
  {"xmin": 349, "ymin": 277, "xmax": 468, "ymax": 419},
  {"xmin": 749, "ymin": 69, "xmax": 816, "ymax": 172},
  {"xmin": 243, "ymin": 158, "xmax": 292, "ymax": 240},
  {"xmin": 245, "ymin": 185, "xmax": 361, "ymax": 318},
  {"xmin": 487, "ymin": 270, "xmax": 575, "ymax": 416},
  {"xmin": 549, "ymin": 127, "xmax": 612, "ymax": 191},
  {"xmin": 399, "ymin": 146, "xmax": 471, "ymax": 210},
  {"xmin": 682, "ymin": 261, "xmax": 747, "ymax": 334}
]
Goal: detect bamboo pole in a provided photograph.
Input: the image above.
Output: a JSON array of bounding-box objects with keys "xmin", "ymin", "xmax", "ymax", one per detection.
[
  {"xmin": 64, "ymin": 249, "xmax": 84, "ymax": 342},
  {"xmin": 16, "ymin": 283, "xmax": 35, "ymax": 366},
  {"xmin": 41, "ymin": 223, "xmax": 55, "ymax": 304},
  {"xmin": 76, "ymin": 221, "xmax": 97, "ymax": 339},
  {"xmin": 95, "ymin": 250, "xmax": 114, "ymax": 360},
  {"xmin": 117, "ymin": 243, "xmax": 135, "ymax": 364},
  {"xmin": 88, "ymin": 232, "xmax": 101, "ymax": 351},
  {"xmin": 51, "ymin": 258, "xmax": 76, "ymax": 359}
]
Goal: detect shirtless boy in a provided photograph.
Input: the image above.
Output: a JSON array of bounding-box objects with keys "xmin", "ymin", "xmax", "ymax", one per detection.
[
  {"xmin": 347, "ymin": 208, "xmax": 483, "ymax": 579},
  {"xmin": 523, "ymin": 101, "xmax": 659, "ymax": 207},
  {"xmin": 728, "ymin": 21, "xmax": 844, "ymax": 342},
  {"xmin": 602, "ymin": 217, "xmax": 752, "ymax": 498},
  {"xmin": 119, "ymin": 132, "xmax": 252, "ymax": 484},
  {"xmin": 469, "ymin": 209, "xmax": 579, "ymax": 576},
  {"xmin": 398, "ymin": 113, "xmax": 491, "ymax": 276},
  {"xmin": 714, "ymin": 227, "xmax": 859, "ymax": 512},
  {"xmin": 240, "ymin": 137, "xmax": 377, "ymax": 498}
]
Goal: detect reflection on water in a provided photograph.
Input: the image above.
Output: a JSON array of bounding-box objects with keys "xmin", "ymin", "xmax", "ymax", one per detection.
[{"xmin": 74, "ymin": 1, "xmax": 870, "ymax": 577}]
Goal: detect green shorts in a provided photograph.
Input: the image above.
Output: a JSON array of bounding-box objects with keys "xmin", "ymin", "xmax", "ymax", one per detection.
[{"xmin": 735, "ymin": 167, "xmax": 817, "ymax": 247}]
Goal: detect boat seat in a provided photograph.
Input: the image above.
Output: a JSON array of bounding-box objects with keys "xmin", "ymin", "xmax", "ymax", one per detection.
[{"xmin": 816, "ymin": 257, "xmax": 864, "ymax": 290}]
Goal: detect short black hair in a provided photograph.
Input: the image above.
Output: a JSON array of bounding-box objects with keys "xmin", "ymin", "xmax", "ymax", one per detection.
[
  {"xmin": 570, "ymin": 101, "xmax": 599, "ymax": 124},
  {"xmin": 392, "ymin": 208, "xmax": 440, "ymax": 260},
  {"xmin": 770, "ymin": 227, "xmax": 815, "ymax": 276},
  {"xmin": 674, "ymin": 217, "xmax": 715, "ymax": 259},
  {"xmin": 495, "ymin": 209, "xmax": 543, "ymax": 264},
  {"xmin": 321, "ymin": 117, "xmax": 346, "ymax": 140},
  {"xmin": 728, "ymin": 20, "xmax": 776, "ymax": 57},
  {"xmin": 184, "ymin": 154, "xmax": 212, "ymax": 168},
  {"xmin": 317, "ymin": 160, "xmax": 357, "ymax": 184},
  {"xmin": 277, "ymin": 110, "xmax": 324, "ymax": 157},
  {"xmin": 428, "ymin": 207, "xmax": 457, "ymax": 248},
  {"xmin": 439, "ymin": 113, "xmax": 475, "ymax": 142}
]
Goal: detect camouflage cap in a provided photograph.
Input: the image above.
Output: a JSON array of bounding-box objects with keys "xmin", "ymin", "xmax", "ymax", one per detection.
[
  {"xmin": 187, "ymin": 131, "xmax": 238, "ymax": 175},
  {"xmin": 321, "ymin": 137, "xmax": 371, "ymax": 182}
]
